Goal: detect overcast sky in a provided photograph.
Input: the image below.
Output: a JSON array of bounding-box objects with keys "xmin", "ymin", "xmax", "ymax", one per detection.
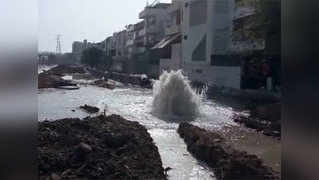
[{"xmin": 39, "ymin": 0, "xmax": 171, "ymax": 53}]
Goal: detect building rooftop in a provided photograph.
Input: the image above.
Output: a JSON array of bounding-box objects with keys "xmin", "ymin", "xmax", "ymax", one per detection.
[{"xmin": 147, "ymin": 3, "xmax": 171, "ymax": 9}]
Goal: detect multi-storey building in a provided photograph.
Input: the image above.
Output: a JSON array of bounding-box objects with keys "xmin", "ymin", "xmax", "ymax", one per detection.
[
  {"xmin": 105, "ymin": 36, "xmax": 115, "ymax": 57},
  {"xmin": 125, "ymin": 21, "xmax": 146, "ymax": 59},
  {"xmin": 153, "ymin": 0, "xmax": 183, "ymax": 73},
  {"xmin": 231, "ymin": 0, "xmax": 264, "ymax": 53},
  {"xmin": 72, "ymin": 39, "xmax": 93, "ymax": 63},
  {"xmin": 113, "ymin": 30, "xmax": 128, "ymax": 59},
  {"xmin": 133, "ymin": 20, "xmax": 146, "ymax": 55},
  {"xmin": 139, "ymin": 3, "xmax": 171, "ymax": 48},
  {"xmin": 72, "ymin": 41, "xmax": 84, "ymax": 54},
  {"xmin": 181, "ymin": 0, "xmax": 241, "ymax": 89}
]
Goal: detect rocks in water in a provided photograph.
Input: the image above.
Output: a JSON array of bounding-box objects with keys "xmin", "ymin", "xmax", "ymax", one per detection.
[
  {"xmin": 177, "ymin": 123, "xmax": 280, "ymax": 180},
  {"xmin": 38, "ymin": 114, "xmax": 166, "ymax": 180},
  {"xmin": 79, "ymin": 104, "xmax": 99, "ymax": 114},
  {"xmin": 93, "ymin": 79, "xmax": 116, "ymax": 89},
  {"xmin": 106, "ymin": 72, "xmax": 152, "ymax": 88}
]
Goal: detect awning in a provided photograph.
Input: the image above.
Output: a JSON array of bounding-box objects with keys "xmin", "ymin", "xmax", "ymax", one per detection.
[{"xmin": 151, "ymin": 33, "xmax": 181, "ymax": 49}]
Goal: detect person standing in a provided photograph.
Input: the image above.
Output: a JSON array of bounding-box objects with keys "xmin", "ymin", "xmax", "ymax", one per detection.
[{"xmin": 261, "ymin": 60, "xmax": 272, "ymax": 91}]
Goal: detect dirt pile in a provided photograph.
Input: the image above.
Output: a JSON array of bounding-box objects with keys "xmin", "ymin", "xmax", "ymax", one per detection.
[
  {"xmin": 106, "ymin": 72, "xmax": 152, "ymax": 89},
  {"xmin": 48, "ymin": 65, "xmax": 86, "ymax": 75},
  {"xmin": 38, "ymin": 65, "xmax": 86, "ymax": 89},
  {"xmin": 79, "ymin": 104, "xmax": 100, "ymax": 114},
  {"xmin": 178, "ymin": 123, "xmax": 280, "ymax": 180},
  {"xmin": 38, "ymin": 72, "xmax": 77, "ymax": 89},
  {"xmin": 93, "ymin": 79, "xmax": 116, "ymax": 89},
  {"xmin": 234, "ymin": 103, "xmax": 281, "ymax": 138},
  {"xmin": 38, "ymin": 115, "xmax": 166, "ymax": 180}
]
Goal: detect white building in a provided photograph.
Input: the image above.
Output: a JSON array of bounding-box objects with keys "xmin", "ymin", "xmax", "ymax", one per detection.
[
  {"xmin": 139, "ymin": 3, "xmax": 171, "ymax": 48},
  {"xmin": 153, "ymin": 0, "xmax": 184, "ymax": 73},
  {"xmin": 125, "ymin": 21, "xmax": 146, "ymax": 58},
  {"xmin": 181, "ymin": 0, "xmax": 241, "ymax": 89}
]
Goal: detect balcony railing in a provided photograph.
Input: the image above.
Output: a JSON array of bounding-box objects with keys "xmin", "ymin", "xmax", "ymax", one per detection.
[{"xmin": 126, "ymin": 39, "xmax": 134, "ymax": 46}]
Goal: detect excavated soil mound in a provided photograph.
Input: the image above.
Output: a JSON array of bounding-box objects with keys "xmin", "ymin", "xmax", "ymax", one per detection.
[
  {"xmin": 38, "ymin": 114, "xmax": 166, "ymax": 180},
  {"xmin": 178, "ymin": 123, "xmax": 280, "ymax": 180}
]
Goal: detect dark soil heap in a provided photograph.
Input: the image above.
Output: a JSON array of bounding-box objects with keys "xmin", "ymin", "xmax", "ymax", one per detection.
[
  {"xmin": 38, "ymin": 72, "xmax": 77, "ymax": 89},
  {"xmin": 178, "ymin": 123, "xmax": 280, "ymax": 180},
  {"xmin": 38, "ymin": 65, "xmax": 85, "ymax": 89},
  {"xmin": 49, "ymin": 65, "xmax": 86, "ymax": 76},
  {"xmin": 38, "ymin": 115, "xmax": 166, "ymax": 180},
  {"xmin": 234, "ymin": 103, "xmax": 281, "ymax": 138},
  {"xmin": 93, "ymin": 80, "xmax": 116, "ymax": 90},
  {"xmin": 79, "ymin": 104, "xmax": 100, "ymax": 114}
]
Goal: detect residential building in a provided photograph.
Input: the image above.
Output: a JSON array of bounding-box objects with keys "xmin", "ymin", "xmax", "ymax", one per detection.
[
  {"xmin": 231, "ymin": 0, "xmax": 264, "ymax": 53},
  {"xmin": 72, "ymin": 41, "xmax": 85, "ymax": 54},
  {"xmin": 139, "ymin": 3, "xmax": 171, "ymax": 48},
  {"xmin": 153, "ymin": 0, "xmax": 183, "ymax": 73},
  {"xmin": 232, "ymin": 0, "xmax": 281, "ymax": 90},
  {"xmin": 133, "ymin": 20, "xmax": 146, "ymax": 55},
  {"xmin": 181, "ymin": 0, "xmax": 241, "ymax": 89},
  {"xmin": 72, "ymin": 39, "xmax": 96, "ymax": 63},
  {"xmin": 105, "ymin": 36, "xmax": 116, "ymax": 57},
  {"xmin": 107, "ymin": 30, "xmax": 129, "ymax": 72},
  {"xmin": 113, "ymin": 30, "xmax": 128, "ymax": 59},
  {"xmin": 125, "ymin": 21, "xmax": 146, "ymax": 59},
  {"xmin": 126, "ymin": 24, "xmax": 135, "ymax": 59}
]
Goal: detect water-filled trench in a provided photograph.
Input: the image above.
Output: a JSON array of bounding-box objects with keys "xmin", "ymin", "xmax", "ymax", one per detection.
[{"xmin": 38, "ymin": 69, "xmax": 277, "ymax": 179}]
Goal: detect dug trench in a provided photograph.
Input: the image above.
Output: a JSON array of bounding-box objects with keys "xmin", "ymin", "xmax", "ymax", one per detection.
[
  {"xmin": 38, "ymin": 114, "xmax": 166, "ymax": 180},
  {"xmin": 178, "ymin": 122, "xmax": 280, "ymax": 180}
]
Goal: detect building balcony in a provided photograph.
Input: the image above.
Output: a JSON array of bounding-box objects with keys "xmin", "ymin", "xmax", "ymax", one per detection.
[
  {"xmin": 146, "ymin": 25, "xmax": 158, "ymax": 34},
  {"xmin": 165, "ymin": 25, "xmax": 181, "ymax": 35},
  {"xmin": 168, "ymin": 1, "xmax": 182, "ymax": 13},
  {"xmin": 126, "ymin": 39, "xmax": 134, "ymax": 46}
]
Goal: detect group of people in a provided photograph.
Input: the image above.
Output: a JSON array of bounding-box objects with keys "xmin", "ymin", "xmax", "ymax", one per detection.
[{"xmin": 241, "ymin": 56, "xmax": 280, "ymax": 92}]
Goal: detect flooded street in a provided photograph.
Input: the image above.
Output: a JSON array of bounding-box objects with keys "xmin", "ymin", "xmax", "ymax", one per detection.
[{"xmin": 38, "ymin": 81, "xmax": 280, "ymax": 179}]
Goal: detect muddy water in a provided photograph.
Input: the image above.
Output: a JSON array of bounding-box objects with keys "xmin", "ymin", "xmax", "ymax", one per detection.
[{"xmin": 38, "ymin": 84, "xmax": 280, "ymax": 179}]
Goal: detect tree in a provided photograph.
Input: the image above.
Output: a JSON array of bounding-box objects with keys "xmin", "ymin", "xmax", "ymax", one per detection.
[{"xmin": 81, "ymin": 47, "xmax": 104, "ymax": 68}]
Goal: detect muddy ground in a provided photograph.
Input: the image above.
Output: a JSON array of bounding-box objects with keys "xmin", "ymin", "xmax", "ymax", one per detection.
[{"xmin": 38, "ymin": 114, "xmax": 166, "ymax": 180}]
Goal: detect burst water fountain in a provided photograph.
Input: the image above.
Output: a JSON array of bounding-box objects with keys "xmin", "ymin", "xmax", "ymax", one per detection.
[{"xmin": 152, "ymin": 70, "xmax": 202, "ymax": 120}]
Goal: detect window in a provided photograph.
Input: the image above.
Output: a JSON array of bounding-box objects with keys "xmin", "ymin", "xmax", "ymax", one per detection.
[
  {"xmin": 190, "ymin": 0, "xmax": 207, "ymax": 26},
  {"xmin": 192, "ymin": 34, "xmax": 206, "ymax": 61},
  {"xmin": 210, "ymin": 55, "xmax": 241, "ymax": 66}
]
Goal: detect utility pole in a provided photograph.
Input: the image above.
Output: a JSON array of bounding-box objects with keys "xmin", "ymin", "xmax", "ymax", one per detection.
[{"xmin": 56, "ymin": 34, "xmax": 62, "ymax": 54}]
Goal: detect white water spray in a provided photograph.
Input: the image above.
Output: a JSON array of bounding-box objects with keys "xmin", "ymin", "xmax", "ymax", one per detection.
[{"xmin": 152, "ymin": 70, "xmax": 203, "ymax": 119}]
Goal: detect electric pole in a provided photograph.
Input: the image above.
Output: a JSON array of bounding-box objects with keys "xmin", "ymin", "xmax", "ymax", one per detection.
[{"xmin": 56, "ymin": 34, "xmax": 62, "ymax": 54}]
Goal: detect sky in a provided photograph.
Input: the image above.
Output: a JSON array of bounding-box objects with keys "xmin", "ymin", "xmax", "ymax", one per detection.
[{"xmin": 39, "ymin": 0, "xmax": 171, "ymax": 53}]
